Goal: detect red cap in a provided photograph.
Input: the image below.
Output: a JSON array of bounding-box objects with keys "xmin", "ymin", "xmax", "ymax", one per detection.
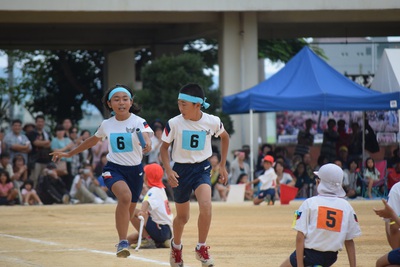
[
  {"xmin": 263, "ymin": 155, "xmax": 274, "ymax": 164},
  {"xmin": 144, "ymin": 163, "xmax": 165, "ymax": 188}
]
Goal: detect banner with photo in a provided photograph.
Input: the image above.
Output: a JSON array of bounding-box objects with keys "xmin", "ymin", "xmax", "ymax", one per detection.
[{"xmin": 276, "ymin": 110, "xmax": 399, "ymax": 144}]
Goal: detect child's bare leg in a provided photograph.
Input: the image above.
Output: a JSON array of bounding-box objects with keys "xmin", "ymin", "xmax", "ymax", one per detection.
[
  {"xmin": 173, "ymin": 201, "xmax": 190, "ymax": 245},
  {"xmin": 195, "ymin": 184, "xmax": 212, "ymax": 243}
]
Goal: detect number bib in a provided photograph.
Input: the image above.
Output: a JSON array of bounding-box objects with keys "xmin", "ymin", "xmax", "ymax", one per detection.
[
  {"xmin": 110, "ymin": 133, "xmax": 134, "ymax": 153},
  {"xmin": 317, "ymin": 206, "xmax": 343, "ymax": 232},
  {"xmin": 182, "ymin": 130, "xmax": 206, "ymax": 151}
]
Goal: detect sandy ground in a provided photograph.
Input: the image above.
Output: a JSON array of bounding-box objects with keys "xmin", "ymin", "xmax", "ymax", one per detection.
[{"xmin": 0, "ymin": 199, "xmax": 392, "ymax": 267}]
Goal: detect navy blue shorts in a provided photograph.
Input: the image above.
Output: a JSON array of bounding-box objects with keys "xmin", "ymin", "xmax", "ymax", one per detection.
[
  {"xmin": 102, "ymin": 161, "xmax": 143, "ymax": 203},
  {"xmin": 289, "ymin": 248, "xmax": 338, "ymax": 267},
  {"xmin": 172, "ymin": 160, "xmax": 211, "ymax": 203},
  {"xmin": 388, "ymin": 247, "xmax": 400, "ymax": 265},
  {"xmin": 145, "ymin": 215, "xmax": 172, "ymax": 243},
  {"xmin": 257, "ymin": 188, "xmax": 276, "ymax": 200}
]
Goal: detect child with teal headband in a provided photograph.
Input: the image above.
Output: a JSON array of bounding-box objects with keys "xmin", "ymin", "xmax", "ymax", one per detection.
[
  {"xmin": 50, "ymin": 84, "xmax": 153, "ymax": 258},
  {"xmin": 160, "ymin": 83, "xmax": 230, "ymax": 267}
]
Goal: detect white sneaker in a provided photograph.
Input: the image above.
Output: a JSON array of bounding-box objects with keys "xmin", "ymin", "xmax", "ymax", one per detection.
[
  {"xmin": 105, "ymin": 197, "xmax": 117, "ymax": 204},
  {"xmin": 94, "ymin": 197, "xmax": 104, "ymax": 204}
]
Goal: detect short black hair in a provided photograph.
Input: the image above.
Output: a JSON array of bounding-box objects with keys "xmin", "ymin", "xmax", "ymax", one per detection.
[{"xmin": 179, "ymin": 83, "xmax": 205, "ymax": 99}]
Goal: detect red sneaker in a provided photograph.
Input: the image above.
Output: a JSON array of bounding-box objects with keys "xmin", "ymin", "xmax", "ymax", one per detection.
[
  {"xmin": 195, "ymin": 245, "xmax": 214, "ymax": 267},
  {"xmin": 170, "ymin": 239, "xmax": 184, "ymax": 267}
]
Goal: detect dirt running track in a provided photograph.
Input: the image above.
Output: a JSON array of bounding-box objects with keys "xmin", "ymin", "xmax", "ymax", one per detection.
[{"xmin": 0, "ymin": 200, "xmax": 391, "ymax": 267}]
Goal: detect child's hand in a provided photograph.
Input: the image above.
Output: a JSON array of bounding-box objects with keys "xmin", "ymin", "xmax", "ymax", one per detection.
[
  {"xmin": 373, "ymin": 199, "xmax": 396, "ymax": 220},
  {"xmin": 218, "ymin": 164, "xmax": 228, "ymax": 185},
  {"xmin": 166, "ymin": 170, "xmax": 180, "ymax": 188}
]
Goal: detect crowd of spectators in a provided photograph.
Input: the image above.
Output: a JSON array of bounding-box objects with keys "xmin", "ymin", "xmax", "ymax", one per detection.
[{"xmin": 1, "ymin": 115, "xmax": 399, "ymax": 205}]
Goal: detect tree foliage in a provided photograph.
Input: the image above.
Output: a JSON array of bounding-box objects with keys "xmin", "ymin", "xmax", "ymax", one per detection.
[
  {"xmin": 136, "ymin": 53, "xmax": 234, "ymax": 134},
  {"xmin": 13, "ymin": 50, "xmax": 104, "ymax": 124}
]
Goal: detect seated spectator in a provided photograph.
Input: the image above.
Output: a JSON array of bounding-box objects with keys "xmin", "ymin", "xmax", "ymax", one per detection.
[
  {"xmin": 70, "ymin": 163, "xmax": 116, "ymax": 204},
  {"xmin": 274, "ymin": 161, "xmax": 295, "ymax": 200},
  {"xmin": 250, "ymin": 155, "xmax": 277, "ymax": 205},
  {"xmin": 21, "ymin": 179, "xmax": 43, "ymax": 205},
  {"xmin": 12, "ymin": 153, "xmax": 28, "ymax": 189},
  {"xmin": 237, "ymin": 173, "xmax": 253, "ymax": 201},
  {"xmin": 0, "ymin": 152, "xmax": 14, "ymax": 177},
  {"xmin": 337, "ymin": 146, "xmax": 350, "ymax": 169},
  {"xmin": 363, "ymin": 157, "xmax": 380, "ymax": 199},
  {"xmin": 209, "ymin": 153, "xmax": 229, "ymax": 201},
  {"xmin": 387, "ymin": 160, "xmax": 400, "ymax": 191},
  {"xmin": 0, "ymin": 169, "xmax": 19, "ymax": 205},
  {"xmin": 0, "ymin": 152, "xmax": 20, "ymax": 202},
  {"xmin": 37, "ymin": 162, "xmax": 71, "ymax": 205},
  {"xmin": 343, "ymin": 159, "xmax": 360, "ymax": 199},
  {"xmin": 387, "ymin": 148, "xmax": 400, "ymax": 169},
  {"xmin": 91, "ymin": 137, "xmax": 108, "ymax": 170},
  {"xmin": 97, "ymin": 174, "xmax": 116, "ymax": 200},
  {"xmin": 229, "ymin": 151, "xmax": 250, "ymax": 185},
  {"xmin": 94, "ymin": 152, "xmax": 107, "ymax": 178},
  {"xmin": 294, "ymin": 162, "xmax": 314, "ymax": 198}
]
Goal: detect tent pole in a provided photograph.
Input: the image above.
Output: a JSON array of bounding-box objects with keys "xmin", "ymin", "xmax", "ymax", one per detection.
[
  {"xmin": 250, "ymin": 109, "xmax": 254, "ymax": 182},
  {"xmin": 362, "ymin": 112, "xmax": 366, "ymax": 165}
]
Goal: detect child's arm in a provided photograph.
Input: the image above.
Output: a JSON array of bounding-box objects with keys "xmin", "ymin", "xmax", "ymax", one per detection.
[
  {"xmin": 374, "ymin": 199, "xmax": 400, "ymax": 225},
  {"xmin": 374, "ymin": 198, "xmax": 400, "ymax": 248},
  {"xmin": 50, "ymin": 135, "xmax": 101, "ymax": 161},
  {"xmin": 160, "ymin": 141, "xmax": 179, "ymax": 188},
  {"xmin": 218, "ymin": 131, "xmax": 230, "ymax": 185},
  {"xmin": 295, "ymin": 231, "xmax": 305, "ymax": 267},
  {"xmin": 344, "ymin": 239, "xmax": 356, "ymax": 267},
  {"xmin": 138, "ymin": 201, "xmax": 149, "ymax": 218}
]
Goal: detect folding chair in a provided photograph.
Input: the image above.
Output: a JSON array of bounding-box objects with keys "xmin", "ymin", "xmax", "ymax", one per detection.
[
  {"xmin": 371, "ymin": 160, "xmax": 388, "ymax": 198},
  {"xmin": 358, "ymin": 160, "xmax": 388, "ymax": 198}
]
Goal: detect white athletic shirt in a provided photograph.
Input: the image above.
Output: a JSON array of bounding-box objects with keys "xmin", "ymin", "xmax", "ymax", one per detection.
[
  {"xmin": 388, "ymin": 182, "xmax": 400, "ymax": 217},
  {"xmin": 144, "ymin": 187, "xmax": 173, "ymax": 226},
  {"xmin": 293, "ymin": 195, "xmax": 361, "ymax": 252},
  {"xmin": 162, "ymin": 113, "xmax": 225, "ymax": 164},
  {"xmin": 95, "ymin": 114, "xmax": 153, "ymax": 166},
  {"xmin": 258, "ymin": 168, "xmax": 277, "ymax": 190}
]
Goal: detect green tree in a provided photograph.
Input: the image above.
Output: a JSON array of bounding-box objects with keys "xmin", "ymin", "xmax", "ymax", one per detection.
[
  {"xmin": 14, "ymin": 50, "xmax": 105, "ymax": 125},
  {"xmin": 136, "ymin": 53, "xmax": 234, "ymax": 134}
]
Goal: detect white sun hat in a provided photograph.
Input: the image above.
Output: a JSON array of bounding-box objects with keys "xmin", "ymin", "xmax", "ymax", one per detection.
[{"xmin": 313, "ymin": 163, "xmax": 346, "ymax": 198}]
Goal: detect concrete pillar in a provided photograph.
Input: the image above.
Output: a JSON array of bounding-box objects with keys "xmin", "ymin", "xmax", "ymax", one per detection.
[
  {"xmin": 106, "ymin": 48, "xmax": 136, "ymax": 90},
  {"xmin": 219, "ymin": 12, "xmax": 259, "ymax": 166}
]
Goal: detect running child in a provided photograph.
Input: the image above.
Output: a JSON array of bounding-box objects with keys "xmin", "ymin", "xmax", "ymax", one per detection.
[
  {"xmin": 280, "ymin": 163, "xmax": 361, "ymax": 267},
  {"xmin": 50, "ymin": 84, "xmax": 153, "ymax": 258},
  {"xmin": 160, "ymin": 83, "xmax": 229, "ymax": 267}
]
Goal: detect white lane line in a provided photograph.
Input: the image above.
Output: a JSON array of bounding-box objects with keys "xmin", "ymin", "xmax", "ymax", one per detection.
[{"xmin": 0, "ymin": 233, "xmax": 179, "ymax": 266}]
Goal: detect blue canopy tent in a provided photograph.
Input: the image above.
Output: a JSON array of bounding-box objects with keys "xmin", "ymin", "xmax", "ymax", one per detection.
[{"xmin": 223, "ymin": 46, "xmax": 400, "ymax": 179}]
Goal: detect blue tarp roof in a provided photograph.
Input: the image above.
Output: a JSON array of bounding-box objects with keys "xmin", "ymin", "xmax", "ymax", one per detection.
[{"xmin": 222, "ymin": 47, "xmax": 400, "ymax": 114}]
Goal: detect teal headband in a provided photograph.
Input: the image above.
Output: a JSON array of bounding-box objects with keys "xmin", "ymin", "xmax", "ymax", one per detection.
[
  {"xmin": 178, "ymin": 93, "xmax": 210, "ymax": 109},
  {"xmin": 108, "ymin": 87, "xmax": 132, "ymax": 100}
]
